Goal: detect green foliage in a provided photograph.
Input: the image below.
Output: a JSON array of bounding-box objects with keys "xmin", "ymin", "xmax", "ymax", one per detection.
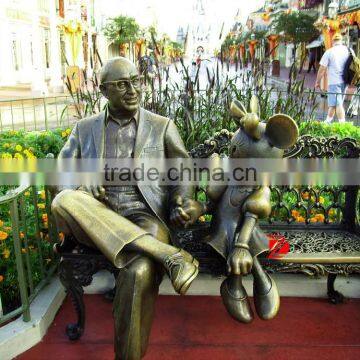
[
  {"xmin": 170, "ymin": 41, "xmax": 183, "ymax": 50},
  {"xmin": 103, "ymin": 16, "xmax": 140, "ymax": 45},
  {"xmin": 0, "ymin": 188, "xmax": 55, "ymax": 314},
  {"xmin": 221, "ymin": 34, "xmax": 237, "ymax": 49},
  {"xmin": 0, "ymin": 129, "xmax": 69, "ymax": 159},
  {"xmin": 64, "ymin": 70, "xmax": 104, "ymax": 121},
  {"xmin": 142, "ymin": 66, "xmax": 319, "ymax": 149},
  {"xmin": 234, "ymin": 31, "xmax": 251, "ymax": 45},
  {"xmin": 273, "ymin": 11, "xmax": 319, "ymax": 44},
  {"xmin": 299, "ymin": 121, "xmax": 360, "ymax": 143},
  {"xmin": 253, "ymin": 30, "xmax": 267, "ymax": 41}
]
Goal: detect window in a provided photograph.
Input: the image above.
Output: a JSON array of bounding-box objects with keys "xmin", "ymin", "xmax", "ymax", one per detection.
[
  {"xmin": 11, "ymin": 34, "xmax": 22, "ymax": 72},
  {"xmin": 37, "ymin": 0, "xmax": 50, "ymax": 13},
  {"xmin": 30, "ymin": 41, "xmax": 34, "ymax": 66},
  {"xmin": 60, "ymin": 33, "xmax": 67, "ymax": 65},
  {"xmin": 43, "ymin": 28, "xmax": 50, "ymax": 69}
]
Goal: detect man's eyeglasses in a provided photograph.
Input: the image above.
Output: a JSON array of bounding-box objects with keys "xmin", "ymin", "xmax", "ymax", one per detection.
[{"xmin": 102, "ymin": 76, "xmax": 143, "ymax": 91}]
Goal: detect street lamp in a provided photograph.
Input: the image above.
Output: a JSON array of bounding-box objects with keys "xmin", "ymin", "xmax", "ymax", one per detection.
[{"xmin": 328, "ymin": 1, "xmax": 339, "ymax": 19}]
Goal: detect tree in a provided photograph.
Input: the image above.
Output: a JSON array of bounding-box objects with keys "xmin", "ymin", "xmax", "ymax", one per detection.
[
  {"xmin": 273, "ymin": 11, "xmax": 318, "ymax": 45},
  {"xmin": 272, "ymin": 11, "xmax": 319, "ymax": 76},
  {"xmin": 103, "ymin": 16, "xmax": 140, "ymax": 46}
]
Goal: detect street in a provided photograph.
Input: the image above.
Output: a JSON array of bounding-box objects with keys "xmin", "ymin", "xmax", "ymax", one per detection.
[{"xmin": 1, "ymin": 58, "xmax": 359, "ymax": 131}]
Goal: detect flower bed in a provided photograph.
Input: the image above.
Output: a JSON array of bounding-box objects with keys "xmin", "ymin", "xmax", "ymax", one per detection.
[
  {"xmin": 0, "ymin": 128, "xmax": 71, "ymax": 159},
  {"xmin": 0, "ymin": 187, "xmax": 57, "ymax": 316}
]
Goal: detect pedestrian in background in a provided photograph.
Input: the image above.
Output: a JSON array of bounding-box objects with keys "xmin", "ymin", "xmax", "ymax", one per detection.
[
  {"xmin": 307, "ymin": 48, "xmax": 317, "ymax": 73},
  {"xmin": 315, "ymin": 33, "xmax": 348, "ymax": 123}
]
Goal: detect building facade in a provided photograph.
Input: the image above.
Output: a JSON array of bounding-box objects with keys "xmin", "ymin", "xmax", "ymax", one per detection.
[{"xmin": 0, "ymin": 0, "xmax": 110, "ymax": 96}]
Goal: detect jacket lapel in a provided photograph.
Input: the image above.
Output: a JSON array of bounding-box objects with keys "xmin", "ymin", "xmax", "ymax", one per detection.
[
  {"xmin": 134, "ymin": 108, "xmax": 152, "ymax": 158},
  {"xmin": 92, "ymin": 111, "xmax": 106, "ymax": 158}
]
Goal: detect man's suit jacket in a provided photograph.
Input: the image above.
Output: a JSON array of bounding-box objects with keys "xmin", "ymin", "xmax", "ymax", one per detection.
[{"xmin": 58, "ymin": 107, "xmax": 194, "ymax": 225}]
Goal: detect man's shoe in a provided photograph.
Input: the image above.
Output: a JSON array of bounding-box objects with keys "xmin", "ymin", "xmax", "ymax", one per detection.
[
  {"xmin": 220, "ymin": 277, "xmax": 254, "ymax": 323},
  {"xmin": 253, "ymin": 274, "xmax": 280, "ymax": 320},
  {"xmin": 164, "ymin": 250, "xmax": 199, "ymax": 295}
]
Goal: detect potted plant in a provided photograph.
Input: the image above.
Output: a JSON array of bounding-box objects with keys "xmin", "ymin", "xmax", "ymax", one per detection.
[{"xmin": 103, "ymin": 16, "xmax": 140, "ymax": 57}]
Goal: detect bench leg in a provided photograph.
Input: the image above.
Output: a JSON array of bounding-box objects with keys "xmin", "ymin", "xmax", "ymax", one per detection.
[
  {"xmin": 327, "ymin": 273, "xmax": 344, "ymax": 304},
  {"xmin": 58, "ymin": 258, "xmax": 85, "ymax": 340}
]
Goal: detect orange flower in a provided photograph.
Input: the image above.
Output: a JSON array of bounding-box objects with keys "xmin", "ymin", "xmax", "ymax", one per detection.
[
  {"xmin": 310, "ymin": 217, "xmax": 318, "ymax": 223},
  {"xmin": 59, "ymin": 232, "xmax": 65, "ymax": 242},
  {"xmin": 301, "ymin": 192, "xmax": 310, "ymax": 200},
  {"xmin": 291, "ymin": 210, "xmax": 299, "ymax": 217},
  {"xmin": 0, "ymin": 275, "xmax": 4, "ymax": 282},
  {"xmin": 0, "ymin": 231, "xmax": 8, "ymax": 241},
  {"xmin": 20, "ymin": 232, "xmax": 25, "ymax": 239},
  {"xmin": 42, "ymin": 214, "xmax": 48, "ymax": 222},
  {"xmin": 315, "ymin": 214, "xmax": 325, "ymax": 222},
  {"xmin": 296, "ymin": 216, "xmax": 305, "ymax": 222}
]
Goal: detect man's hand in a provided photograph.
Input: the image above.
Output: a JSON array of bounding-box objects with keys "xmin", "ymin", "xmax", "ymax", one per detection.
[
  {"xmin": 78, "ymin": 185, "xmax": 107, "ymax": 201},
  {"xmin": 315, "ymin": 65, "xmax": 326, "ymax": 91},
  {"xmin": 227, "ymin": 247, "xmax": 253, "ymax": 275},
  {"xmin": 170, "ymin": 195, "xmax": 205, "ymax": 228}
]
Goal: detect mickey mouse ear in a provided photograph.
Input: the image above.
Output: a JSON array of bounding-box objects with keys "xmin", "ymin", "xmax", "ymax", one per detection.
[
  {"xmin": 265, "ymin": 114, "xmax": 299, "ymax": 149},
  {"xmin": 250, "ymin": 95, "xmax": 260, "ymax": 117},
  {"xmin": 230, "ymin": 99, "xmax": 247, "ymax": 119}
]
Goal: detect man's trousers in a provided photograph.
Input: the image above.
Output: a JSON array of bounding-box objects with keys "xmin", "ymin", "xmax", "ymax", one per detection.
[{"xmin": 51, "ymin": 189, "xmax": 170, "ymax": 359}]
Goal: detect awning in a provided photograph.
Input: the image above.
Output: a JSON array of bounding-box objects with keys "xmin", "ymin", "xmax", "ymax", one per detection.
[{"xmin": 306, "ymin": 35, "xmax": 324, "ymax": 49}]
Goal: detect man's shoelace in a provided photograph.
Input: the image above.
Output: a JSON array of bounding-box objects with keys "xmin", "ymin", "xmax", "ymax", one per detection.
[{"xmin": 164, "ymin": 252, "xmax": 183, "ymax": 274}]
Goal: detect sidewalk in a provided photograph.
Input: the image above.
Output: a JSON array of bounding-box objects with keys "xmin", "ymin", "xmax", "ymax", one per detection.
[
  {"xmin": 0, "ymin": 86, "xmax": 65, "ymax": 101},
  {"xmin": 269, "ymin": 66, "xmax": 317, "ymax": 89}
]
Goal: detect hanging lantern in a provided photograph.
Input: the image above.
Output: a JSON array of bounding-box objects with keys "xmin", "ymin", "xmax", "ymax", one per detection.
[
  {"xmin": 314, "ymin": 17, "xmax": 349, "ymax": 50},
  {"xmin": 135, "ymin": 38, "xmax": 144, "ymax": 57},
  {"xmin": 247, "ymin": 39, "xmax": 258, "ymax": 60},
  {"xmin": 267, "ymin": 34, "xmax": 279, "ymax": 59},
  {"xmin": 239, "ymin": 43, "xmax": 245, "ymax": 59},
  {"xmin": 229, "ymin": 45, "xmax": 236, "ymax": 59}
]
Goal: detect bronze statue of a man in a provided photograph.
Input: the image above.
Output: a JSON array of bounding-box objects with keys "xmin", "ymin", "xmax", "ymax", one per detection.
[{"xmin": 51, "ymin": 57, "xmax": 203, "ymax": 359}]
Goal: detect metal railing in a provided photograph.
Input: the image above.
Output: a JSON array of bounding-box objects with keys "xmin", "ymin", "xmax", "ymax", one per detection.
[
  {"xmin": 0, "ymin": 96, "xmax": 79, "ymax": 132},
  {"xmin": 0, "ymin": 185, "xmax": 58, "ymax": 325},
  {"xmin": 272, "ymin": 89, "xmax": 360, "ymax": 126},
  {"xmin": 0, "ymin": 87, "xmax": 359, "ymax": 133}
]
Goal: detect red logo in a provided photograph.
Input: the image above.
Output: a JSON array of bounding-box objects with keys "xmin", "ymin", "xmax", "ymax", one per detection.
[{"xmin": 267, "ymin": 234, "xmax": 290, "ymax": 259}]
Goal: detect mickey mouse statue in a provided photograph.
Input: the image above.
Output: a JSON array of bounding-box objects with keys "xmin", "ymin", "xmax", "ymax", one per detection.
[{"xmin": 204, "ymin": 95, "xmax": 299, "ymax": 323}]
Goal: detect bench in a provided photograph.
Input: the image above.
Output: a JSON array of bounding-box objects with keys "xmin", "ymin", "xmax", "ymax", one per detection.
[{"xmin": 55, "ymin": 133, "xmax": 360, "ymax": 340}]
